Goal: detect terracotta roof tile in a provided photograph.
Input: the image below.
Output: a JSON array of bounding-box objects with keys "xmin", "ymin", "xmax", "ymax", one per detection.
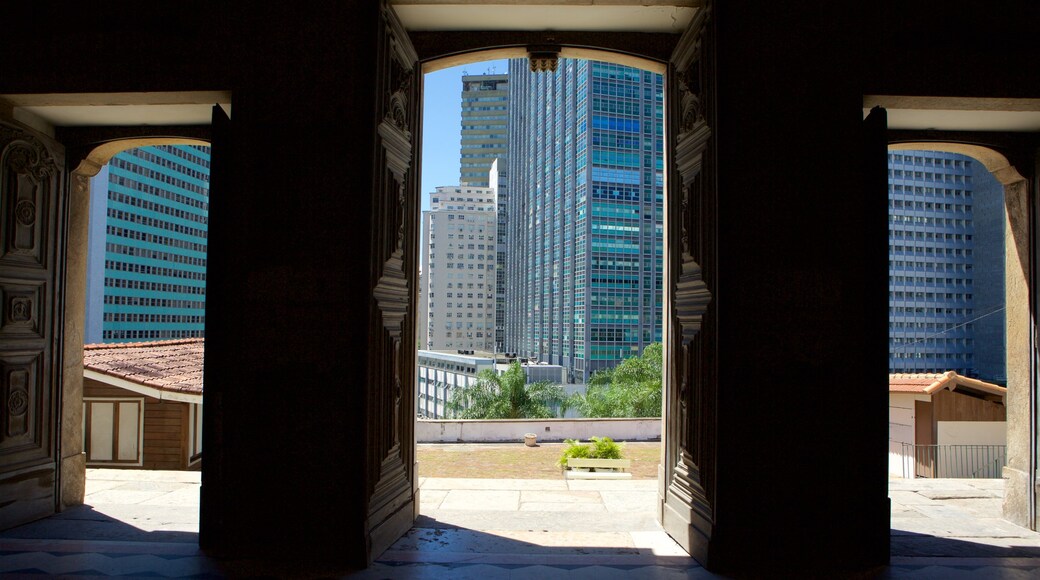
[
  {"xmin": 889, "ymin": 371, "xmax": 1006, "ymax": 399},
  {"xmin": 83, "ymin": 338, "xmax": 204, "ymax": 395}
]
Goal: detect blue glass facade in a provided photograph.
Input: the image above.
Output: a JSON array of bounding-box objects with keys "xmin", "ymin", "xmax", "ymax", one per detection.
[
  {"xmin": 888, "ymin": 150, "xmax": 1005, "ymax": 381},
  {"xmin": 84, "ymin": 145, "xmax": 210, "ymax": 343},
  {"xmin": 505, "ymin": 59, "xmax": 664, "ymax": 382}
]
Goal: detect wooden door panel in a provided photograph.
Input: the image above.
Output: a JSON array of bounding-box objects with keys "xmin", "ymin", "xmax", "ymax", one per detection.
[
  {"xmin": 660, "ymin": 3, "xmax": 717, "ymax": 564},
  {"xmin": 365, "ymin": 3, "xmax": 421, "ymax": 563},
  {"xmin": 0, "ymin": 120, "xmax": 65, "ymax": 530}
]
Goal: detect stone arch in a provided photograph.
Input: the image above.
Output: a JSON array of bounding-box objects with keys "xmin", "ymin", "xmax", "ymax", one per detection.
[
  {"xmin": 423, "ymin": 46, "xmax": 665, "ymax": 75},
  {"xmin": 60, "ymin": 136, "xmax": 210, "ymax": 510},
  {"xmin": 887, "ymin": 141, "xmax": 1033, "ymax": 528}
]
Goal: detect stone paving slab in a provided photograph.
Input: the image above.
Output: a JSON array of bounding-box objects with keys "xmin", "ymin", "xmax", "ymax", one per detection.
[
  {"xmin": 420, "ymin": 477, "xmax": 569, "ymax": 491},
  {"xmin": 891, "ymin": 490, "xmax": 942, "ymax": 505},
  {"xmin": 417, "ymin": 510, "xmax": 663, "ymax": 533},
  {"xmin": 419, "ymin": 488, "xmax": 448, "ymax": 509},
  {"xmin": 521, "ymin": 489, "xmax": 602, "ymax": 503},
  {"xmin": 601, "ymin": 490, "xmax": 657, "ymax": 513},
  {"xmin": 438, "ymin": 489, "xmax": 520, "ymax": 511},
  {"xmin": 565, "ymin": 479, "xmax": 658, "ymax": 491},
  {"xmin": 888, "ymin": 479, "xmax": 981, "ymax": 491},
  {"xmin": 519, "ymin": 501, "xmax": 607, "ymax": 512},
  {"xmin": 917, "ymin": 488, "xmax": 1002, "ymax": 500},
  {"xmin": 86, "ymin": 468, "xmax": 201, "ymax": 483}
]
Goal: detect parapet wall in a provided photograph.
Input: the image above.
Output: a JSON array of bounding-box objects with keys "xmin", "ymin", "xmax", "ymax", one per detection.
[{"xmin": 416, "ymin": 418, "xmax": 661, "ymax": 443}]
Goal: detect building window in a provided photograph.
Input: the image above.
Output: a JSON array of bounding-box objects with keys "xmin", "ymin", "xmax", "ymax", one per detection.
[{"xmin": 83, "ymin": 398, "xmax": 143, "ymax": 465}]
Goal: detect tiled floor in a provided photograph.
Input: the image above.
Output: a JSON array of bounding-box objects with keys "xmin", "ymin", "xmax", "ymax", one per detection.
[{"xmin": 3, "ymin": 470, "xmax": 1040, "ymax": 577}]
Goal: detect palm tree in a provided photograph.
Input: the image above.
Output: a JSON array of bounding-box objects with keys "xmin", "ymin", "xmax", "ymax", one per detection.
[
  {"xmin": 449, "ymin": 361, "xmax": 565, "ymax": 419},
  {"xmin": 570, "ymin": 342, "xmax": 663, "ymax": 418}
]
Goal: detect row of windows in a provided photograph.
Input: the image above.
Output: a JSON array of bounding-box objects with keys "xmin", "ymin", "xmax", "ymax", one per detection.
[
  {"xmin": 890, "ymin": 169, "xmax": 971, "ymax": 183},
  {"xmin": 888, "ymin": 321, "xmax": 972, "ymax": 332},
  {"xmin": 889, "ymin": 216, "xmax": 971, "ymax": 227},
  {"xmin": 431, "ymin": 263, "xmax": 494, "ymax": 270},
  {"xmin": 889, "ymin": 154, "xmax": 969, "ymax": 168},
  {"xmin": 889, "ymin": 245, "xmax": 973, "ymax": 257},
  {"xmin": 103, "ymin": 329, "xmax": 204, "ymax": 340},
  {"xmin": 106, "ymin": 226, "xmax": 207, "ymax": 253},
  {"xmin": 891, "ymin": 275, "xmax": 970, "ymax": 285},
  {"xmin": 104, "ymin": 277, "xmax": 205, "ymax": 295},
  {"xmin": 890, "ymin": 200, "xmax": 971, "ymax": 212},
  {"xmin": 890, "ymin": 260, "xmax": 973, "ymax": 272},
  {"xmin": 110, "ymin": 157, "xmax": 209, "ymax": 198},
  {"xmin": 433, "ymin": 311, "xmax": 491, "ymax": 318},
  {"xmin": 104, "ymin": 295, "xmax": 204, "ymax": 309},
  {"xmin": 107, "ymin": 208, "xmax": 208, "ymax": 239},
  {"xmin": 892, "ymin": 352, "xmax": 973, "ymax": 361},
  {"xmin": 890, "ymin": 184, "xmax": 970, "ymax": 197},
  {"xmin": 890, "ymin": 308, "xmax": 972, "ymax": 316},
  {"xmin": 105, "ymin": 260, "xmax": 206, "ymax": 281},
  {"xmin": 889, "ymin": 232, "xmax": 972, "ymax": 242},
  {"xmin": 103, "ymin": 313, "xmax": 205, "ymax": 324},
  {"xmin": 106, "ymin": 243, "xmax": 207, "ymax": 267},
  {"xmin": 128, "ymin": 145, "xmax": 211, "ymax": 172},
  {"xmin": 107, "ymin": 190, "xmax": 208, "ymax": 224},
  {"xmin": 891, "ymin": 291, "xmax": 972, "ymax": 300}
]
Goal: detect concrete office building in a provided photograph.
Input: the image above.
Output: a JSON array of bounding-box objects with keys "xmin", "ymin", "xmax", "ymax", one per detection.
[
  {"xmin": 84, "ymin": 145, "xmax": 210, "ymax": 343},
  {"xmin": 419, "ymin": 177, "xmax": 498, "ymax": 351},
  {"xmin": 888, "ymin": 149, "xmax": 1005, "ymax": 382},
  {"xmin": 460, "ymin": 73, "xmax": 510, "ymax": 350},
  {"xmin": 416, "ymin": 349, "xmax": 565, "ymax": 419},
  {"xmin": 505, "ymin": 58, "xmax": 664, "ymax": 382}
]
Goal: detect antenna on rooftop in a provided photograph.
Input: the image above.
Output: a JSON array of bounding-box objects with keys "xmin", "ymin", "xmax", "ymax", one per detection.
[
  {"xmin": 487, "ymin": 65, "xmax": 496, "ymax": 74},
  {"xmin": 462, "ymin": 69, "xmax": 469, "ymax": 76}
]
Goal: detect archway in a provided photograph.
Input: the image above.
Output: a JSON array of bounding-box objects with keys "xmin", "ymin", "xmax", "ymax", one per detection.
[
  {"xmin": 361, "ymin": 3, "xmax": 718, "ymax": 563},
  {"xmin": 888, "ymin": 141, "xmax": 1034, "ymax": 529}
]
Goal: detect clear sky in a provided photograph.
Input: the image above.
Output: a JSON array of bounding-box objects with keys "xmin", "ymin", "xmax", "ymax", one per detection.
[{"xmin": 420, "ymin": 59, "xmax": 509, "ymax": 215}]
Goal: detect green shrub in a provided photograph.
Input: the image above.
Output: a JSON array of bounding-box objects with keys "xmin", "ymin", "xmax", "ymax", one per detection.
[
  {"xmin": 557, "ymin": 438, "xmax": 591, "ymax": 467},
  {"xmin": 590, "ymin": 436, "xmax": 624, "ymax": 459},
  {"xmin": 558, "ymin": 436, "xmax": 625, "ymax": 469}
]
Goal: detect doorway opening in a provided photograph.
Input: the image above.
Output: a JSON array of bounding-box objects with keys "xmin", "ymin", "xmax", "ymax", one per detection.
[
  {"xmin": 405, "ymin": 51, "xmax": 679, "ymax": 564},
  {"xmin": 884, "ymin": 139, "xmax": 1037, "ymax": 556}
]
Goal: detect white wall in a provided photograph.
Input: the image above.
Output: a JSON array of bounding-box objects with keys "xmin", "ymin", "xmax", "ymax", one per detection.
[
  {"xmin": 889, "ymin": 392, "xmax": 928, "ymax": 476},
  {"xmin": 417, "ymin": 418, "xmax": 661, "ymax": 443},
  {"xmin": 937, "ymin": 421, "xmax": 1006, "ymax": 446}
]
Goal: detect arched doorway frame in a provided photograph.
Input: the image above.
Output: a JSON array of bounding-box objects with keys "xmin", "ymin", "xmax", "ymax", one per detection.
[
  {"xmin": 367, "ymin": 2, "xmax": 718, "ymax": 562},
  {"xmin": 888, "ymin": 140, "xmax": 1035, "ymax": 529},
  {"xmin": 59, "ymin": 136, "xmax": 211, "ymax": 510}
]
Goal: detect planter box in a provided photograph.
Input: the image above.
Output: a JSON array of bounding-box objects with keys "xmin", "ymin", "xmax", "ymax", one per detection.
[{"xmin": 563, "ymin": 458, "xmax": 632, "ymax": 480}]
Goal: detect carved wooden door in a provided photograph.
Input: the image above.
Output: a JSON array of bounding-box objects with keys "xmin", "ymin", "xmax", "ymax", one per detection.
[
  {"xmin": 365, "ymin": 3, "xmax": 421, "ymax": 562},
  {"xmin": 659, "ymin": 5, "xmax": 717, "ymax": 564},
  {"xmin": 0, "ymin": 119, "xmax": 66, "ymax": 530},
  {"xmin": 200, "ymin": 104, "xmax": 230, "ymax": 550}
]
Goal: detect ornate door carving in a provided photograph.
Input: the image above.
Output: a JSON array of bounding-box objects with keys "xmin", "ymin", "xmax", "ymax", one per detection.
[
  {"xmin": 0, "ymin": 119, "xmax": 66, "ymax": 530},
  {"xmin": 659, "ymin": 4, "xmax": 717, "ymax": 564},
  {"xmin": 365, "ymin": 2, "xmax": 420, "ymax": 562}
]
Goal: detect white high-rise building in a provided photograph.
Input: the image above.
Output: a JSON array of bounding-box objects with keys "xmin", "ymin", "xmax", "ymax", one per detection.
[{"xmin": 419, "ymin": 165, "xmax": 498, "ymax": 351}]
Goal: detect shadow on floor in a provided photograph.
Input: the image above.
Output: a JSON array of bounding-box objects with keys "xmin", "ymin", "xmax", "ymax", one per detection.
[
  {"xmin": 0, "ymin": 503, "xmax": 199, "ymax": 544},
  {"xmin": 892, "ymin": 529, "xmax": 1040, "ymax": 558}
]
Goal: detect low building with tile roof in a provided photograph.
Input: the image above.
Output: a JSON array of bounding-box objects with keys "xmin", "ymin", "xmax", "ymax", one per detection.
[
  {"xmin": 82, "ymin": 339, "xmax": 203, "ymax": 470},
  {"xmin": 889, "ymin": 372, "xmax": 1006, "ymax": 479}
]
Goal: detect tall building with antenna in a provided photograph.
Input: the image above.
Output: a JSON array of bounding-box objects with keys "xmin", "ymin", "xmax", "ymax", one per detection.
[{"xmin": 460, "ymin": 71, "xmax": 510, "ymax": 350}]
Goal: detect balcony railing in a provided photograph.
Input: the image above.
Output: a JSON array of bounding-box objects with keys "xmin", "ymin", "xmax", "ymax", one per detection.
[{"xmin": 901, "ymin": 443, "xmax": 1006, "ymax": 479}]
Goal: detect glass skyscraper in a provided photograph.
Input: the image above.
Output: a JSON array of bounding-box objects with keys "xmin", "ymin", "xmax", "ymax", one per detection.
[
  {"xmin": 505, "ymin": 59, "xmax": 664, "ymax": 382},
  {"xmin": 888, "ymin": 149, "xmax": 1005, "ymax": 381},
  {"xmin": 84, "ymin": 145, "xmax": 211, "ymax": 343}
]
